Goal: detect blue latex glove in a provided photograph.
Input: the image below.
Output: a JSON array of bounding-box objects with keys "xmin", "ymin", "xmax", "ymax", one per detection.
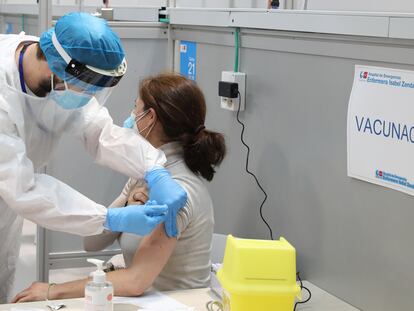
[
  {"xmin": 105, "ymin": 203, "xmax": 167, "ymax": 236},
  {"xmin": 145, "ymin": 167, "xmax": 188, "ymax": 237}
]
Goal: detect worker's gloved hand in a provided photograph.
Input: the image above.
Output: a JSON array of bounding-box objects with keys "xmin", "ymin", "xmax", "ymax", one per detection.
[
  {"xmin": 105, "ymin": 202, "xmax": 167, "ymax": 236},
  {"xmin": 145, "ymin": 167, "xmax": 188, "ymax": 237}
]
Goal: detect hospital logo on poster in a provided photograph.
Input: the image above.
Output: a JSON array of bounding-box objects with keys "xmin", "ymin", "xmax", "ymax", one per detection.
[
  {"xmin": 374, "ymin": 169, "xmax": 414, "ymax": 189},
  {"xmin": 356, "ymin": 70, "xmax": 414, "ymax": 89},
  {"xmin": 360, "ymin": 71, "xmax": 368, "ymax": 80}
]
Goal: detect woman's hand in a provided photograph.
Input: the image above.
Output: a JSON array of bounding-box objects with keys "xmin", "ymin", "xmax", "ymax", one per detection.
[
  {"xmin": 127, "ymin": 184, "xmax": 148, "ymax": 205},
  {"xmin": 12, "ymin": 282, "xmax": 51, "ymax": 303}
]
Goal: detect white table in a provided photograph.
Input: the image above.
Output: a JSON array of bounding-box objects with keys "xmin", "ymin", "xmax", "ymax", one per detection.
[{"xmin": 0, "ymin": 282, "xmax": 359, "ymax": 311}]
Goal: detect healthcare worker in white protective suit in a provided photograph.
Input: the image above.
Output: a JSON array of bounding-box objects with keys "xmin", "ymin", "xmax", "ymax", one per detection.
[{"xmin": 0, "ymin": 12, "xmax": 187, "ymax": 302}]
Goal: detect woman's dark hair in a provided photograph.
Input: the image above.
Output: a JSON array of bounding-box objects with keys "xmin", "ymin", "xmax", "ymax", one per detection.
[{"xmin": 139, "ymin": 72, "xmax": 226, "ymax": 181}]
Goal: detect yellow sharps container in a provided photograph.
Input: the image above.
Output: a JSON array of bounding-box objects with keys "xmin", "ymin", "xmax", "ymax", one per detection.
[{"xmin": 217, "ymin": 235, "xmax": 301, "ymax": 311}]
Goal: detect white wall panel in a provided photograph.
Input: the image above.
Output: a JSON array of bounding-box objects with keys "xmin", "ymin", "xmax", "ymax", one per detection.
[
  {"xmin": 175, "ymin": 0, "xmax": 268, "ymax": 9},
  {"xmin": 308, "ymin": 0, "xmax": 414, "ymax": 13},
  {"xmin": 83, "ymin": 0, "xmax": 167, "ymax": 7}
]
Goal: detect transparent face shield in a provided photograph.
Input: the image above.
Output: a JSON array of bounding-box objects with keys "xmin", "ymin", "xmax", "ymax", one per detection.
[
  {"xmin": 54, "ymin": 59, "xmax": 126, "ymax": 107},
  {"xmin": 46, "ymin": 31, "xmax": 127, "ymax": 108}
]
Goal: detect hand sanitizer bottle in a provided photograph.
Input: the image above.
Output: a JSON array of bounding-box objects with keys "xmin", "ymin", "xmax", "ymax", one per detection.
[{"xmin": 85, "ymin": 258, "xmax": 113, "ymax": 311}]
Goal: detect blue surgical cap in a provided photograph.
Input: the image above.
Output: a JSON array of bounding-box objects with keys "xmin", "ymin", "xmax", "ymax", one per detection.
[{"xmin": 39, "ymin": 12, "xmax": 125, "ymax": 82}]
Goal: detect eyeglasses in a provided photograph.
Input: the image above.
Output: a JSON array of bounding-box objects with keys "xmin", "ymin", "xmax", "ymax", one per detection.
[
  {"xmin": 51, "ymin": 74, "xmax": 91, "ymax": 94},
  {"xmin": 51, "ymin": 74, "xmax": 65, "ymax": 91}
]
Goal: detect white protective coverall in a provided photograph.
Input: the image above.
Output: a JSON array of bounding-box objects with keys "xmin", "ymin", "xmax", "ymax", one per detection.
[{"xmin": 0, "ymin": 33, "xmax": 166, "ymax": 302}]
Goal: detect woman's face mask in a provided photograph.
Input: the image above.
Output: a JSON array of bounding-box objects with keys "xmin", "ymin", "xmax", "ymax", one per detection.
[
  {"xmin": 123, "ymin": 109, "xmax": 154, "ymax": 138},
  {"xmin": 48, "ymin": 75, "xmax": 93, "ymax": 110}
]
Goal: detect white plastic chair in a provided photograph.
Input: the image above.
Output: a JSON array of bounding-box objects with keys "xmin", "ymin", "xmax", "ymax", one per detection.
[{"xmin": 210, "ymin": 233, "xmax": 227, "ymax": 263}]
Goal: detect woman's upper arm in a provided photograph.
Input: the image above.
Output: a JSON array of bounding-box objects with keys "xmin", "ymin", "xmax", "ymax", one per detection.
[
  {"xmin": 125, "ymin": 183, "xmax": 191, "ymax": 293},
  {"xmin": 128, "ymin": 224, "xmax": 178, "ymax": 293}
]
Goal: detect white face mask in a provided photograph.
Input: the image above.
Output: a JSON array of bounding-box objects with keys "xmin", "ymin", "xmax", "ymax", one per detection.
[{"xmin": 49, "ymin": 74, "xmax": 93, "ymax": 110}]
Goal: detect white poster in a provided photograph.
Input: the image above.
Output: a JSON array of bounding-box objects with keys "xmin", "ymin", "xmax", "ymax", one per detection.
[{"xmin": 348, "ymin": 65, "xmax": 414, "ymax": 196}]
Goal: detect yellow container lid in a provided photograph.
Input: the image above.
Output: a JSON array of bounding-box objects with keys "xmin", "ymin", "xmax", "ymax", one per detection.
[{"xmin": 217, "ymin": 235, "xmax": 301, "ymax": 298}]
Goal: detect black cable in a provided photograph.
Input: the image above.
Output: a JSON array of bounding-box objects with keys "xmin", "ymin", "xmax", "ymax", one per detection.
[
  {"xmin": 235, "ymin": 92, "xmax": 310, "ymax": 309},
  {"xmin": 236, "ymin": 92, "xmax": 274, "ymax": 240},
  {"xmin": 294, "ymin": 272, "xmax": 312, "ymax": 311}
]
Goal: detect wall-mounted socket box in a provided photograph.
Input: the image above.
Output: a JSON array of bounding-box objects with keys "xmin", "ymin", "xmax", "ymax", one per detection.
[{"xmin": 220, "ymin": 71, "xmax": 246, "ymax": 111}]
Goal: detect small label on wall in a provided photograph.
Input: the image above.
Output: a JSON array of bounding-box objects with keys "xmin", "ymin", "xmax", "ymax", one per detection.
[
  {"xmin": 180, "ymin": 41, "xmax": 197, "ymax": 81},
  {"xmin": 6, "ymin": 23, "xmax": 13, "ymax": 34}
]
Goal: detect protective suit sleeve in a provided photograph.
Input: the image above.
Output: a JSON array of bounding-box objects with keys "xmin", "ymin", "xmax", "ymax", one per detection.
[
  {"xmin": 73, "ymin": 102, "xmax": 166, "ymax": 179},
  {"xmin": 0, "ymin": 133, "xmax": 107, "ymax": 236}
]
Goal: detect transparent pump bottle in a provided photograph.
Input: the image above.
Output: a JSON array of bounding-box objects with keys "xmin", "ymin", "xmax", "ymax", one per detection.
[{"xmin": 85, "ymin": 258, "xmax": 113, "ymax": 311}]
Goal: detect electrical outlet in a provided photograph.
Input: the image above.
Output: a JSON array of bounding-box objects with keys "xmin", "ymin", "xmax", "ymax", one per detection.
[{"xmin": 220, "ymin": 71, "xmax": 246, "ymax": 111}]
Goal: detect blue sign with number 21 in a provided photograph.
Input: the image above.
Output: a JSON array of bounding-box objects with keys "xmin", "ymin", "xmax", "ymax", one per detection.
[{"xmin": 180, "ymin": 41, "xmax": 197, "ymax": 81}]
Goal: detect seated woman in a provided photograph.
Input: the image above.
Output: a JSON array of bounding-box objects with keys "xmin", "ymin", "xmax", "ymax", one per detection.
[{"xmin": 12, "ymin": 72, "xmax": 226, "ymax": 301}]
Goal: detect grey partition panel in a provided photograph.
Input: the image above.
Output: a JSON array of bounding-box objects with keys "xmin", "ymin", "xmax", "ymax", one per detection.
[
  {"xmin": 0, "ymin": 14, "xmax": 38, "ymax": 35},
  {"xmin": 41, "ymin": 37, "xmax": 168, "ymax": 278},
  {"xmin": 175, "ymin": 28, "xmax": 414, "ymax": 310}
]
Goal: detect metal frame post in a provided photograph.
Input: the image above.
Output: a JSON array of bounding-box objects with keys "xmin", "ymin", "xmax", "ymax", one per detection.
[
  {"xmin": 36, "ymin": 227, "xmax": 49, "ymax": 282},
  {"xmin": 38, "ymin": 0, "xmax": 52, "ymax": 36}
]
